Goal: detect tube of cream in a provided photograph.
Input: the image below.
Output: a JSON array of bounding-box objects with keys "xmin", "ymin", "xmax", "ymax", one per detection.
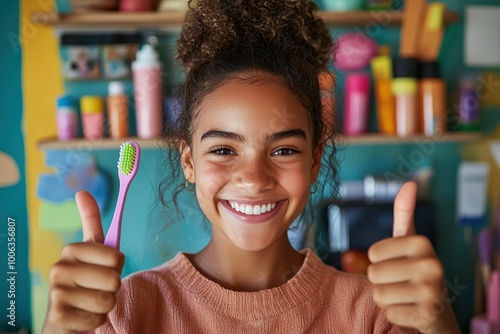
[
  {"xmin": 418, "ymin": 61, "xmax": 446, "ymax": 136},
  {"xmin": 392, "ymin": 57, "xmax": 418, "ymax": 137}
]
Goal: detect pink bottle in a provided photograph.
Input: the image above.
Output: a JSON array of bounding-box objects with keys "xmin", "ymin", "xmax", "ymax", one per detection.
[
  {"xmin": 343, "ymin": 73, "xmax": 371, "ymax": 136},
  {"xmin": 471, "ymin": 271, "xmax": 500, "ymax": 333},
  {"xmin": 119, "ymin": 0, "xmax": 153, "ymax": 12},
  {"xmin": 132, "ymin": 44, "xmax": 163, "ymax": 139},
  {"xmin": 80, "ymin": 96, "xmax": 104, "ymax": 140},
  {"xmin": 56, "ymin": 95, "xmax": 78, "ymax": 140}
]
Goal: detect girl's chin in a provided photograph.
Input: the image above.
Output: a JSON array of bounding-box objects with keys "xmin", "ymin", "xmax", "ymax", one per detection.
[
  {"xmin": 228, "ymin": 237, "xmax": 275, "ymax": 252},
  {"xmin": 223, "ymin": 225, "xmax": 292, "ymax": 253}
]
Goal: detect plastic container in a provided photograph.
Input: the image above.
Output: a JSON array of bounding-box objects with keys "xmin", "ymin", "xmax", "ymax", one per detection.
[
  {"xmin": 392, "ymin": 58, "xmax": 418, "ymax": 137},
  {"xmin": 334, "ymin": 33, "xmax": 378, "ymax": 72},
  {"xmin": 132, "ymin": 44, "xmax": 163, "ymax": 139},
  {"xmin": 471, "ymin": 271, "xmax": 500, "ymax": 333},
  {"xmin": 56, "ymin": 95, "xmax": 78, "ymax": 140},
  {"xmin": 458, "ymin": 79, "xmax": 480, "ymax": 132},
  {"xmin": 107, "ymin": 81, "xmax": 129, "ymax": 139},
  {"xmin": 418, "ymin": 61, "xmax": 446, "ymax": 136},
  {"xmin": 119, "ymin": 0, "xmax": 153, "ymax": 12},
  {"xmin": 364, "ymin": 174, "xmax": 404, "ymax": 204},
  {"xmin": 344, "ymin": 73, "xmax": 371, "ymax": 136},
  {"xmin": 319, "ymin": 71, "xmax": 335, "ymax": 138},
  {"xmin": 164, "ymin": 94, "xmax": 182, "ymax": 131},
  {"xmin": 80, "ymin": 96, "xmax": 104, "ymax": 140},
  {"xmin": 371, "ymin": 55, "xmax": 396, "ymax": 134}
]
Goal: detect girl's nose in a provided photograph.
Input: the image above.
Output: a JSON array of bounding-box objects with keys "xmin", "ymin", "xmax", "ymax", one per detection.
[{"xmin": 233, "ymin": 156, "xmax": 275, "ymax": 193}]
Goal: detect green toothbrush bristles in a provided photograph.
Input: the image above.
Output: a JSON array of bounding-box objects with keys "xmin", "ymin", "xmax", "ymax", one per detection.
[{"xmin": 118, "ymin": 142, "xmax": 136, "ymax": 175}]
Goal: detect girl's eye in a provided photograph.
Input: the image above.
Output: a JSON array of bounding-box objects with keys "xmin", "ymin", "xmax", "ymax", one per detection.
[
  {"xmin": 210, "ymin": 147, "xmax": 236, "ymax": 155},
  {"xmin": 272, "ymin": 148, "xmax": 299, "ymax": 156}
]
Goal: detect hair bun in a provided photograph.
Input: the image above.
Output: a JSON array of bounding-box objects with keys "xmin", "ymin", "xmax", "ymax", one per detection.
[{"xmin": 176, "ymin": 0, "xmax": 332, "ymax": 71}]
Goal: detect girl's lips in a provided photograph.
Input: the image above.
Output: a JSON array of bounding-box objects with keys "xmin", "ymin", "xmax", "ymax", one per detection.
[{"xmin": 220, "ymin": 200, "xmax": 286, "ymax": 224}]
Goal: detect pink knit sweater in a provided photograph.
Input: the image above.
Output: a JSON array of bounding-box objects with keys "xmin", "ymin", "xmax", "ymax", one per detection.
[{"xmin": 90, "ymin": 248, "xmax": 418, "ymax": 333}]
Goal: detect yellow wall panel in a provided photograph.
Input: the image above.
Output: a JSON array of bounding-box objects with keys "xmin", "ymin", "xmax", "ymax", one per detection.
[{"xmin": 21, "ymin": 0, "xmax": 65, "ymax": 332}]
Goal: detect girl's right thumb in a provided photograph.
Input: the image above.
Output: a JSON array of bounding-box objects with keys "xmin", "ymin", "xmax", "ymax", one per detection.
[{"xmin": 75, "ymin": 190, "xmax": 104, "ymax": 243}]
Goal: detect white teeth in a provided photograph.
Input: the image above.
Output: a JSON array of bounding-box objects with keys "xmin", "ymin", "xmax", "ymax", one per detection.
[{"xmin": 228, "ymin": 201, "xmax": 278, "ymax": 215}]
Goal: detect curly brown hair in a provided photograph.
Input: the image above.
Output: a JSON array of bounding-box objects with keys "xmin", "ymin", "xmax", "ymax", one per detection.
[
  {"xmin": 176, "ymin": 0, "xmax": 332, "ymax": 71},
  {"xmin": 159, "ymin": 0, "xmax": 340, "ymax": 222}
]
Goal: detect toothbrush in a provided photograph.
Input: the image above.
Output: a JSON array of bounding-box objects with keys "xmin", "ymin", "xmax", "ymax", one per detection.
[{"xmin": 104, "ymin": 141, "xmax": 141, "ymax": 250}]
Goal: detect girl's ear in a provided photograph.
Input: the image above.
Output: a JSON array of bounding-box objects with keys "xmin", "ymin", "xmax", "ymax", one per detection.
[
  {"xmin": 180, "ymin": 141, "xmax": 196, "ymax": 183},
  {"xmin": 311, "ymin": 141, "xmax": 324, "ymax": 182}
]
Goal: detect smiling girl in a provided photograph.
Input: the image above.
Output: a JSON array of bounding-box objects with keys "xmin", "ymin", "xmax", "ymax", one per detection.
[{"xmin": 43, "ymin": 0, "xmax": 460, "ymax": 333}]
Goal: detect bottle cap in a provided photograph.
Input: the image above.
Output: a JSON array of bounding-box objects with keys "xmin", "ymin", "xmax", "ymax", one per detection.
[
  {"xmin": 132, "ymin": 43, "xmax": 161, "ymax": 69},
  {"xmin": 418, "ymin": 61, "xmax": 441, "ymax": 79},
  {"xmin": 346, "ymin": 73, "xmax": 371, "ymax": 91},
  {"xmin": 318, "ymin": 71, "xmax": 335, "ymax": 90},
  {"xmin": 371, "ymin": 56, "xmax": 393, "ymax": 81},
  {"xmin": 108, "ymin": 81, "xmax": 125, "ymax": 96},
  {"xmin": 57, "ymin": 95, "xmax": 75, "ymax": 108},
  {"xmin": 80, "ymin": 96, "xmax": 104, "ymax": 114},
  {"xmin": 393, "ymin": 57, "xmax": 417, "ymax": 78},
  {"xmin": 391, "ymin": 78, "xmax": 418, "ymax": 94},
  {"xmin": 377, "ymin": 45, "xmax": 392, "ymax": 57},
  {"xmin": 136, "ymin": 44, "xmax": 159, "ymax": 62}
]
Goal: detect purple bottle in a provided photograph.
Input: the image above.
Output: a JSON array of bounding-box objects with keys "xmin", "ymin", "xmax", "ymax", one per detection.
[{"xmin": 458, "ymin": 79, "xmax": 480, "ymax": 132}]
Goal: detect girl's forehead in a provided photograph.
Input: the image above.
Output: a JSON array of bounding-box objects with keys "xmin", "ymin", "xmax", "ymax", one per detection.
[{"xmin": 193, "ymin": 80, "xmax": 311, "ymax": 137}]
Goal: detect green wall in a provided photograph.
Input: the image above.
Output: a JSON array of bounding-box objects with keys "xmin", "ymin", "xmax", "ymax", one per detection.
[{"xmin": 0, "ymin": 0, "xmax": 31, "ymax": 331}]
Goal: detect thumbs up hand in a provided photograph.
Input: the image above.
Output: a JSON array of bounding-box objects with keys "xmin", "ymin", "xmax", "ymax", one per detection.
[
  {"xmin": 43, "ymin": 191, "xmax": 125, "ymax": 334},
  {"xmin": 367, "ymin": 182, "xmax": 460, "ymax": 334}
]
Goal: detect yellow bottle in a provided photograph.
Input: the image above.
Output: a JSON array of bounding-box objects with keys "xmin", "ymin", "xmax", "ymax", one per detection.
[{"xmin": 371, "ymin": 56, "xmax": 396, "ymax": 134}]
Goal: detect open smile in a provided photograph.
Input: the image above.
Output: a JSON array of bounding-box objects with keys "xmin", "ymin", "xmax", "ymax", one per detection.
[
  {"xmin": 228, "ymin": 201, "xmax": 277, "ymax": 215},
  {"xmin": 220, "ymin": 200, "xmax": 286, "ymax": 223}
]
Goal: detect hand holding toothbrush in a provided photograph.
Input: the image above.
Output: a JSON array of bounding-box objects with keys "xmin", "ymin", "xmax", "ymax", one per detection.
[
  {"xmin": 43, "ymin": 191, "xmax": 125, "ymax": 333},
  {"xmin": 43, "ymin": 142, "xmax": 139, "ymax": 333},
  {"xmin": 367, "ymin": 182, "xmax": 461, "ymax": 334}
]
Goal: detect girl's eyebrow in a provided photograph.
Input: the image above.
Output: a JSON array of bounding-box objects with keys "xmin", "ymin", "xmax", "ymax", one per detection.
[
  {"xmin": 200, "ymin": 129, "xmax": 307, "ymax": 143},
  {"xmin": 201, "ymin": 130, "xmax": 245, "ymax": 142},
  {"xmin": 268, "ymin": 129, "xmax": 307, "ymax": 142}
]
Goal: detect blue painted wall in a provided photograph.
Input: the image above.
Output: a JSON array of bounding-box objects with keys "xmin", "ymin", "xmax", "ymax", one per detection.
[{"xmin": 0, "ymin": 1, "xmax": 31, "ymax": 331}]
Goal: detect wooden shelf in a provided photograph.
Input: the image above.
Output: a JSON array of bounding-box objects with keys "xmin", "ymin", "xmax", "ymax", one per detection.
[
  {"xmin": 37, "ymin": 137, "xmax": 167, "ymax": 150},
  {"xmin": 38, "ymin": 133, "xmax": 481, "ymax": 150},
  {"xmin": 31, "ymin": 11, "xmax": 186, "ymax": 28},
  {"xmin": 319, "ymin": 10, "xmax": 458, "ymax": 26},
  {"xmin": 31, "ymin": 10, "xmax": 459, "ymax": 28},
  {"xmin": 341, "ymin": 132, "xmax": 482, "ymax": 145}
]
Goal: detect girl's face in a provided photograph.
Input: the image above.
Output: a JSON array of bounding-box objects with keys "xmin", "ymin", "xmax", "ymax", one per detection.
[{"xmin": 181, "ymin": 78, "xmax": 323, "ymax": 252}]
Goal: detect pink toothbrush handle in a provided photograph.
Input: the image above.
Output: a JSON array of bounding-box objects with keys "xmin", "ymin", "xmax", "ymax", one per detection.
[{"xmin": 104, "ymin": 178, "xmax": 132, "ymax": 250}]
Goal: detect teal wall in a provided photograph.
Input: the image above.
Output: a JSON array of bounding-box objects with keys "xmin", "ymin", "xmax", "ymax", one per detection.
[{"xmin": 0, "ymin": 1, "xmax": 31, "ymax": 331}]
